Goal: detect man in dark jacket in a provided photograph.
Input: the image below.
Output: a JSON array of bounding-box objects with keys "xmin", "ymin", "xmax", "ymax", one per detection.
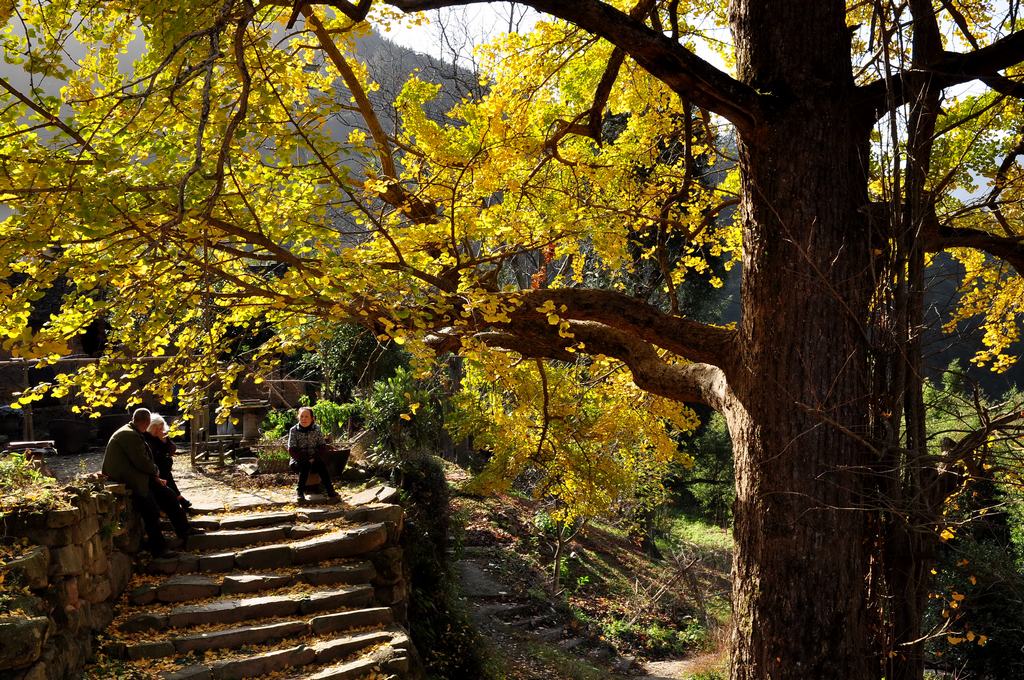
[{"xmin": 102, "ymin": 408, "xmax": 195, "ymax": 556}]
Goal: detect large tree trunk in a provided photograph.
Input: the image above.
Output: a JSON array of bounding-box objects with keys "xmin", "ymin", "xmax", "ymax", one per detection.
[{"xmin": 727, "ymin": 1, "xmax": 875, "ymax": 677}]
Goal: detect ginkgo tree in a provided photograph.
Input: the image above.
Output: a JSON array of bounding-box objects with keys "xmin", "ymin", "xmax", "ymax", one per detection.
[{"xmin": 3, "ymin": 0, "xmax": 1024, "ymax": 678}]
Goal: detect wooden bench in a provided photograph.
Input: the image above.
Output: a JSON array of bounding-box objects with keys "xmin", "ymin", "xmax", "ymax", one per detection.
[{"xmin": 191, "ymin": 434, "xmax": 242, "ymax": 467}]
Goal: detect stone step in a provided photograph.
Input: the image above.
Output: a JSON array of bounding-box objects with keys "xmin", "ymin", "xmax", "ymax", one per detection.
[
  {"xmin": 157, "ymin": 627, "xmax": 408, "ymax": 680},
  {"xmin": 207, "ymin": 510, "xmax": 301, "ymax": 530},
  {"xmin": 119, "ymin": 585, "xmax": 375, "ymax": 632},
  {"xmin": 185, "ymin": 500, "xmax": 291, "ymax": 516},
  {"xmin": 288, "ymin": 524, "xmax": 389, "ymax": 566},
  {"xmin": 145, "ymin": 523, "xmax": 389, "ymax": 575},
  {"xmin": 279, "ymin": 628, "xmax": 412, "ymax": 680},
  {"xmin": 109, "ymin": 607, "xmax": 395, "ymax": 660},
  {"xmin": 163, "ymin": 511, "xmax": 312, "ymax": 533},
  {"xmin": 161, "ymin": 505, "xmax": 400, "ymax": 538},
  {"xmin": 84, "ymin": 482, "xmax": 412, "ymax": 679},
  {"xmin": 183, "ymin": 523, "xmax": 333, "ymax": 552},
  {"xmin": 129, "ymin": 574, "xmax": 221, "ymax": 605},
  {"xmin": 185, "ymin": 525, "xmax": 288, "ymax": 551}
]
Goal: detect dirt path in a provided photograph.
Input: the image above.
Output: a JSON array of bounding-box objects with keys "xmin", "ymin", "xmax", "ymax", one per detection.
[
  {"xmin": 454, "ymin": 539, "xmax": 700, "ymax": 679},
  {"xmin": 643, "ymin": 655, "xmax": 724, "ymax": 679}
]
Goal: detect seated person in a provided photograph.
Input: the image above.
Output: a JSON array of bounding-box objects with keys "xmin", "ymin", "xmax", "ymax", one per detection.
[
  {"xmin": 288, "ymin": 406, "xmax": 339, "ymax": 503},
  {"xmin": 143, "ymin": 413, "xmax": 192, "ymax": 511},
  {"xmin": 102, "ymin": 408, "xmax": 198, "ymax": 556}
]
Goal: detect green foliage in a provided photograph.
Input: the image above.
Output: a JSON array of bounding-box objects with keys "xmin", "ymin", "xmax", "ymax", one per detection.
[
  {"xmin": 687, "ymin": 671, "xmax": 727, "ymax": 680},
  {"xmin": 256, "ymin": 447, "xmax": 289, "ymax": 461},
  {"xmin": 926, "ymin": 539, "xmax": 1024, "ymax": 678},
  {"xmin": 261, "ymin": 400, "xmax": 361, "ymax": 440},
  {"xmin": 311, "ymin": 400, "xmax": 360, "ymax": 437},
  {"xmin": 673, "ymin": 410, "xmax": 734, "ymax": 526},
  {"xmin": 1009, "ymin": 489, "xmax": 1024, "ymax": 569},
  {"xmin": 359, "ymin": 367, "xmax": 442, "ymax": 469},
  {"xmin": 255, "ymin": 447, "xmax": 290, "ymax": 474},
  {"xmin": 260, "ymin": 409, "xmax": 294, "ymax": 440},
  {"xmin": 658, "ymin": 511, "xmax": 733, "ymax": 553},
  {"xmin": 919, "ymin": 364, "xmax": 1024, "ymax": 678},
  {"xmin": 295, "ymin": 324, "xmax": 406, "ymax": 402}
]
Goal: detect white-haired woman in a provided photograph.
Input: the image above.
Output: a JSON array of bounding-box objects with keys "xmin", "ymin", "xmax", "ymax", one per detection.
[
  {"xmin": 143, "ymin": 413, "xmax": 192, "ymax": 511},
  {"xmin": 287, "ymin": 406, "xmax": 339, "ymax": 503}
]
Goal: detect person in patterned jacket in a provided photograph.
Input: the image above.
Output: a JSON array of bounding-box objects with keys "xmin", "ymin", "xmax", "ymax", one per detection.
[{"xmin": 287, "ymin": 406, "xmax": 339, "ymax": 503}]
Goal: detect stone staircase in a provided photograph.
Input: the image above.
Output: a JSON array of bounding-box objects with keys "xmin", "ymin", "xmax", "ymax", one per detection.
[{"xmin": 89, "ymin": 491, "xmax": 415, "ymax": 680}]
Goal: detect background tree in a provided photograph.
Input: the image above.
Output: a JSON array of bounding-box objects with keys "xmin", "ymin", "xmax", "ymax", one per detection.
[{"xmin": 3, "ymin": 1, "xmax": 1024, "ymax": 679}]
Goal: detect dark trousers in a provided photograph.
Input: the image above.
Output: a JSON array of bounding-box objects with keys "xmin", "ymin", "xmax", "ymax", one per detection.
[
  {"xmin": 150, "ymin": 479, "xmax": 191, "ymax": 537},
  {"xmin": 295, "ymin": 458, "xmax": 335, "ymax": 496},
  {"xmin": 159, "ymin": 466, "xmax": 189, "ymax": 508},
  {"xmin": 133, "ymin": 481, "xmax": 191, "ymax": 553},
  {"xmin": 157, "ymin": 461, "xmax": 181, "ymax": 496},
  {"xmin": 132, "ymin": 491, "xmax": 167, "ymax": 554}
]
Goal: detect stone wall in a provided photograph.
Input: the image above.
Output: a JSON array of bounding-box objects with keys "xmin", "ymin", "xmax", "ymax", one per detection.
[{"xmin": 0, "ymin": 480, "xmax": 143, "ymax": 679}]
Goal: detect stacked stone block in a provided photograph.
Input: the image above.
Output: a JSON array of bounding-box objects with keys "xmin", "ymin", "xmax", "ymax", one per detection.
[{"xmin": 0, "ymin": 480, "xmax": 142, "ymax": 679}]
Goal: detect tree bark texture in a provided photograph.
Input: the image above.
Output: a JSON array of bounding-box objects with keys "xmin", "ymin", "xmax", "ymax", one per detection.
[
  {"xmin": 381, "ymin": 0, "xmax": 1024, "ymax": 677},
  {"xmin": 727, "ymin": 1, "xmax": 874, "ymax": 678}
]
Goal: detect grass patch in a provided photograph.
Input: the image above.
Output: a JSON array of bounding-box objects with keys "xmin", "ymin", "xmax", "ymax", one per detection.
[
  {"xmin": 661, "ymin": 510, "xmax": 732, "ymax": 552},
  {"xmin": 0, "ymin": 452, "xmax": 69, "ymax": 513}
]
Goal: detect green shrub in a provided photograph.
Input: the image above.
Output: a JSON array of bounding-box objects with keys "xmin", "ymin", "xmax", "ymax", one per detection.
[
  {"xmin": 255, "ymin": 447, "xmax": 290, "ymax": 473},
  {"xmin": 294, "ymin": 323, "xmax": 407, "ymax": 402},
  {"xmin": 600, "ymin": 616, "xmax": 709, "ymax": 657},
  {"xmin": 688, "ymin": 671, "xmax": 727, "ymax": 680},
  {"xmin": 257, "ymin": 447, "xmax": 289, "ymax": 462},
  {"xmin": 261, "ymin": 401, "xmax": 361, "ymax": 441},
  {"xmin": 260, "ymin": 409, "xmax": 293, "ymax": 440},
  {"xmin": 359, "ymin": 367, "xmax": 442, "ymax": 469},
  {"xmin": 311, "ymin": 400, "xmax": 360, "ymax": 437},
  {"xmin": 400, "ymin": 455, "xmax": 489, "ymax": 679}
]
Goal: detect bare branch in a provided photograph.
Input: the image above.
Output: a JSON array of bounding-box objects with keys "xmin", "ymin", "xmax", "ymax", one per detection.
[
  {"xmin": 0, "ymin": 76, "xmax": 95, "ymax": 153},
  {"xmin": 383, "ymin": 0, "xmax": 764, "ymax": 132}
]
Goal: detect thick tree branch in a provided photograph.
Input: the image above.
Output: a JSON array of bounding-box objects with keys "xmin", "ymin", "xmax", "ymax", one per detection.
[
  {"xmin": 925, "ymin": 225, "xmax": 1024, "ymax": 275},
  {"xmin": 860, "ymin": 29, "xmax": 1024, "ymax": 118},
  {"xmin": 304, "ymin": 6, "xmax": 436, "ymax": 222},
  {"xmin": 509, "ymin": 288, "xmax": 735, "ymax": 369},
  {"xmin": 870, "ymin": 200, "xmax": 1024, "ymax": 274},
  {"xmin": 475, "ymin": 321, "xmax": 733, "ymax": 408},
  {"xmin": 383, "ymin": 0, "xmax": 763, "ymax": 132},
  {"xmin": 303, "ymin": 7, "xmax": 396, "ymax": 178}
]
